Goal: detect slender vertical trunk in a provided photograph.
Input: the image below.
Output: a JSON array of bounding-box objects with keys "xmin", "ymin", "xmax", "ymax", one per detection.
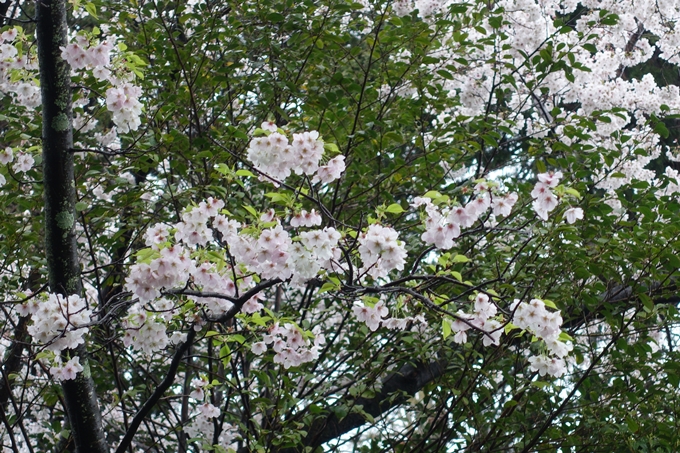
[{"xmin": 36, "ymin": 1, "xmax": 108, "ymax": 451}]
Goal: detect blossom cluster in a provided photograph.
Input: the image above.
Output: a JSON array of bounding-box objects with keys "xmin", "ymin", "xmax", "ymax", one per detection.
[
  {"xmin": 184, "ymin": 402, "xmax": 239, "ymax": 448},
  {"xmin": 531, "ymin": 171, "xmax": 584, "ymax": 223},
  {"xmin": 49, "ymin": 356, "xmax": 84, "ymax": 383},
  {"xmin": 357, "ymin": 224, "xmax": 407, "ymax": 279},
  {"xmin": 0, "ymin": 147, "xmax": 34, "ymax": 186},
  {"xmin": 530, "ymin": 172, "xmax": 562, "ymax": 220},
  {"xmin": 125, "ymin": 194, "xmax": 346, "ymax": 357},
  {"xmin": 246, "ymin": 125, "xmax": 345, "ymax": 184},
  {"xmin": 511, "ymin": 298, "xmax": 573, "ymax": 377},
  {"xmin": 121, "ymin": 301, "xmax": 172, "ymax": 355},
  {"xmin": 18, "ymin": 293, "xmax": 92, "ymax": 381},
  {"xmin": 251, "ymin": 322, "xmax": 325, "ymax": 369},
  {"xmin": 446, "ymin": 293, "xmax": 503, "ymax": 346},
  {"xmin": 60, "ymin": 33, "xmax": 143, "ymax": 133},
  {"xmin": 352, "ymin": 298, "xmax": 428, "ymax": 331},
  {"xmin": 413, "ymin": 182, "xmax": 518, "ymax": 250},
  {"xmin": 60, "ymin": 35, "xmax": 114, "ymax": 72},
  {"xmin": 0, "ymin": 27, "xmax": 41, "ymax": 109},
  {"xmin": 20, "ymin": 293, "xmax": 92, "ymax": 352}
]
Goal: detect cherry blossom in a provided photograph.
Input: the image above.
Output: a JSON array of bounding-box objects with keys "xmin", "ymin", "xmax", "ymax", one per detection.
[
  {"xmin": 564, "ymin": 207, "xmax": 584, "ymax": 224},
  {"xmin": 358, "ymin": 224, "xmax": 407, "ymax": 279}
]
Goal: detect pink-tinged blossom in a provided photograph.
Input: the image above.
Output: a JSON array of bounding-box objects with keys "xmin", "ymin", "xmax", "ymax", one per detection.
[
  {"xmin": 242, "ymin": 294, "xmax": 264, "ymax": 314},
  {"xmin": 199, "ymin": 403, "xmax": 220, "ymax": 419},
  {"xmin": 60, "ymin": 356, "xmax": 84, "ymax": 381},
  {"xmin": 145, "ymin": 223, "xmax": 171, "ymax": 249},
  {"xmin": 358, "ymin": 224, "xmax": 407, "ymax": 279},
  {"xmin": 450, "ymin": 311, "xmax": 474, "ymax": 336},
  {"xmin": 527, "ymin": 355, "xmax": 550, "ymax": 376},
  {"xmin": 26, "ymin": 293, "xmax": 92, "ymax": 352},
  {"xmin": 86, "ymin": 40, "xmax": 113, "ymax": 68},
  {"xmin": 247, "ymin": 132, "xmax": 293, "ymax": 181},
  {"xmin": 532, "ymin": 192, "xmax": 558, "ymax": 220},
  {"xmin": 199, "ymin": 197, "xmax": 224, "ymax": 217},
  {"xmin": 448, "ymin": 205, "xmax": 477, "ymax": 228},
  {"xmin": 50, "ymin": 356, "xmax": 84, "ymax": 382},
  {"xmin": 213, "ymin": 215, "xmax": 240, "ymax": 241},
  {"xmin": 189, "ymin": 387, "xmax": 205, "ymax": 400},
  {"xmin": 313, "ymin": 155, "xmax": 346, "ymax": 184},
  {"xmin": 530, "ymin": 182, "xmax": 551, "ymax": 199},
  {"xmin": 564, "ymin": 207, "xmax": 584, "ymax": 224},
  {"xmin": 291, "ymin": 131, "xmax": 324, "ymax": 175},
  {"xmin": 60, "ymin": 43, "xmax": 88, "ymax": 69},
  {"xmin": 384, "ymin": 317, "xmax": 409, "ymax": 330},
  {"xmin": 528, "ymin": 355, "xmax": 566, "ymax": 377},
  {"xmin": 353, "ymin": 300, "xmax": 389, "ymax": 331},
  {"xmin": 466, "ymin": 194, "xmax": 491, "ymax": 217},
  {"xmin": 531, "ymin": 174, "xmax": 566, "ymax": 220},
  {"xmin": 251, "ymin": 341, "xmax": 267, "ymax": 355},
  {"xmin": 545, "ymin": 337, "xmax": 573, "ymax": 358},
  {"xmin": 12, "ymin": 152, "xmax": 34, "ymax": 173},
  {"xmin": 125, "ymin": 263, "xmax": 162, "ymax": 302},
  {"xmin": 492, "ymin": 192, "xmax": 518, "ymax": 217},
  {"xmin": 92, "ymin": 66, "xmax": 111, "ymax": 81},
  {"xmin": 537, "ymin": 171, "xmax": 563, "ymax": 188},
  {"xmin": 1, "ymin": 28, "xmax": 17, "ymax": 42},
  {"xmin": 392, "ymin": 0, "xmax": 412, "ymax": 16},
  {"xmin": 260, "ymin": 322, "xmax": 321, "ymax": 369},
  {"xmin": 421, "ymin": 217, "xmax": 460, "ymax": 250},
  {"xmin": 260, "ymin": 208, "xmax": 276, "ymax": 223},
  {"xmin": 122, "ymin": 310, "xmax": 169, "ymax": 355},
  {"xmin": 290, "ymin": 209, "xmax": 322, "ymax": 227},
  {"xmin": 169, "ymin": 331, "xmax": 187, "ymax": 345},
  {"xmin": 474, "ymin": 181, "xmax": 491, "ymax": 194},
  {"xmin": 0, "ymin": 147, "xmax": 13, "ymax": 165},
  {"xmin": 105, "ymin": 83, "xmax": 143, "ymax": 132},
  {"xmin": 261, "ymin": 121, "xmax": 278, "ymax": 132},
  {"xmin": 411, "ymin": 196, "xmax": 433, "ymax": 208},
  {"xmin": 474, "ymin": 293, "xmax": 497, "ymax": 320}
]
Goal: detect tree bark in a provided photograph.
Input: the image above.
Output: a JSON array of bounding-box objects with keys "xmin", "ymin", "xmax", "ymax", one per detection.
[
  {"xmin": 36, "ymin": 1, "xmax": 108, "ymax": 451},
  {"xmin": 274, "ymin": 359, "xmax": 448, "ymax": 453}
]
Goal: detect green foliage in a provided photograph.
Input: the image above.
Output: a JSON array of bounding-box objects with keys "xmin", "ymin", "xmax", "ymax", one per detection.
[{"xmin": 2, "ymin": 0, "xmax": 680, "ymax": 451}]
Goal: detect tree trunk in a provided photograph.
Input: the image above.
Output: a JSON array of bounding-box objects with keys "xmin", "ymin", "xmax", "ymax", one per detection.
[{"xmin": 36, "ymin": 1, "xmax": 108, "ymax": 451}]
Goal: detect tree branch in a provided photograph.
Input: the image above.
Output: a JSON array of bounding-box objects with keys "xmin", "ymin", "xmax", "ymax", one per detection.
[
  {"xmin": 115, "ymin": 328, "xmax": 197, "ymax": 453},
  {"xmin": 277, "ymin": 359, "xmax": 448, "ymax": 453}
]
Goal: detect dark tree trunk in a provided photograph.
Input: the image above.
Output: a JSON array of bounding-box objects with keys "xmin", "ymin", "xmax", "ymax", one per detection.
[{"xmin": 36, "ymin": 1, "xmax": 108, "ymax": 451}]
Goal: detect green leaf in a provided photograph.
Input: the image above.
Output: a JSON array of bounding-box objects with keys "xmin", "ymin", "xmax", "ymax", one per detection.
[
  {"xmin": 385, "ymin": 203, "xmax": 405, "ymax": 214},
  {"xmin": 565, "ymin": 187, "xmax": 581, "ymax": 199},
  {"xmin": 229, "ymin": 334, "xmax": 246, "ymax": 344},
  {"xmin": 219, "ymin": 344, "xmax": 231, "ymax": 366},
  {"xmin": 244, "ymin": 205, "xmax": 258, "ymax": 217},
  {"xmin": 452, "ymin": 254, "xmax": 469, "ymax": 263},
  {"xmin": 442, "ymin": 319, "xmax": 451, "ymax": 340},
  {"xmin": 236, "ymin": 169, "xmax": 256, "ymax": 178},
  {"xmin": 558, "ymin": 331, "xmax": 573, "ymax": 342},
  {"xmin": 504, "ymin": 322, "xmax": 519, "ymax": 334},
  {"xmin": 319, "ymin": 281, "xmax": 339, "ymax": 294},
  {"xmin": 324, "ymin": 142, "xmax": 340, "ymax": 153},
  {"xmin": 653, "ymin": 120, "xmax": 669, "ymax": 138},
  {"xmin": 85, "ymin": 2, "xmax": 98, "ymax": 18},
  {"xmin": 536, "ymin": 161, "xmax": 547, "ymax": 174},
  {"xmin": 423, "ymin": 190, "xmax": 442, "ymax": 199},
  {"xmin": 267, "ymin": 12, "xmax": 285, "ymax": 22},
  {"xmin": 542, "ymin": 299, "xmax": 557, "ymax": 309}
]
